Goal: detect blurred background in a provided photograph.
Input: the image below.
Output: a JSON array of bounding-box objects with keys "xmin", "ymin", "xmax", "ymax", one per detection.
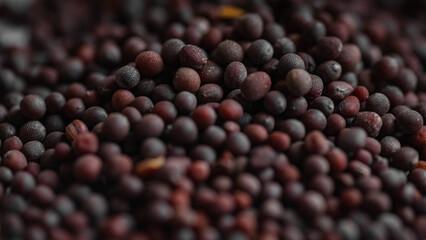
[{"xmin": 0, "ymin": 0, "xmax": 425, "ymax": 78}]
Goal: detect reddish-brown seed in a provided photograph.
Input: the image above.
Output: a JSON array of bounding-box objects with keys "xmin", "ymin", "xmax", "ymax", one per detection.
[
  {"xmin": 337, "ymin": 96, "xmax": 360, "ymax": 118},
  {"xmin": 135, "ymin": 51, "xmax": 164, "ymax": 77},
  {"xmin": 73, "ymin": 154, "xmax": 102, "ymax": 182},
  {"xmin": 179, "ymin": 45, "xmax": 208, "ymax": 69},
  {"xmin": 191, "ymin": 105, "xmax": 217, "ymax": 129},
  {"xmin": 2, "ymin": 150, "xmax": 28, "ymax": 171},
  {"xmin": 353, "ymin": 112, "xmax": 383, "ymax": 137},
  {"xmin": 104, "ymin": 154, "xmax": 133, "ymax": 180},
  {"xmin": 112, "ymin": 89, "xmax": 135, "ymax": 111},
  {"xmin": 243, "ymin": 124, "xmax": 268, "ymax": 144},
  {"xmin": 337, "ymin": 44, "xmax": 361, "ymax": 71},
  {"xmin": 65, "ymin": 120, "xmax": 89, "ymax": 142},
  {"xmin": 326, "ymin": 148, "xmax": 348, "ymax": 172},
  {"xmin": 304, "ymin": 130, "xmax": 330, "ymax": 155},
  {"xmin": 267, "ymin": 131, "xmax": 291, "ymax": 152},
  {"xmin": 173, "ymin": 67, "xmax": 201, "ymax": 93},
  {"xmin": 326, "ymin": 81, "xmax": 354, "ymax": 103},
  {"xmin": 218, "ymin": 99, "xmax": 243, "ymax": 121},
  {"xmin": 73, "ymin": 132, "xmax": 99, "ymax": 155},
  {"xmin": 241, "ymin": 72, "xmax": 271, "ymax": 101},
  {"xmin": 187, "ymin": 161, "xmax": 211, "ymax": 183},
  {"xmin": 352, "ymin": 85, "xmax": 369, "ymax": 102}
]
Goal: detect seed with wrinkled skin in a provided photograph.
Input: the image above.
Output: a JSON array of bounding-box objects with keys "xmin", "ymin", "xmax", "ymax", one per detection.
[
  {"xmin": 353, "ymin": 112, "xmax": 383, "ymax": 137},
  {"xmin": 179, "ymin": 45, "xmax": 208, "ymax": 69},
  {"xmin": 65, "ymin": 120, "xmax": 88, "ymax": 142}
]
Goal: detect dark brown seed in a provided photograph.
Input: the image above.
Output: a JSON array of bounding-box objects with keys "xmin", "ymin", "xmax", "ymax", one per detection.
[
  {"xmin": 315, "ymin": 36, "xmax": 343, "ymax": 61},
  {"xmin": 337, "ymin": 44, "xmax": 361, "ymax": 72},
  {"xmin": 381, "ymin": 85, "xmax": 404, "ymax": 107},
  {"xmin": 19, "ymin": 121, "xmax": 46, "ymax": 143},
  {"xmin": 174, "ymin": 91, "xmax": 197, "ymax": 114},
  {"xmin": 134, "ymin": 114, "xmax": 165, "ymax": 139},
  {"xmin": 311, "ymin": 96, "xmax": 335, "ymax": 117},
  {"xmin": 284, "ymin": 69, "xmax": 312, "ymax": 97},
  {"xmin": 247, "ymin": 39, "xmax": 274, "ymax": 65},
  {"xmin": 392, "ymin": 147, "xmax": 419, "ymax": 171},
  {"xmin": 104, "ymin": 154, "xmax": 133, "ymax": 180},
  {"xmin": 179, "ymin": 45, "xmax": 208, "ymax": 69},
  {"xmin": 101, "ymin": 113, "xmax": 130, "ymax": 142},
  {"xmin": 365, "ymin": 93, "xmax": 390, "ymax": 116},
  {"xmin": 372, "ymin": 56, "xmax": 400, "ymax": 81},
  {"xmin": 235, "ymin": 13, "xmax": 264, "ymax": 40},
  {"xmin": 123, "ymin": 37, "xmax": 147, "ymax": 61},
  {"xmin": 198, "ymin": 60, "xmax": 223, "ymax": 84},
  {"xmin": 301, "ymin": 109, "xmax": 327, "ymax": 131},
  {"xmin": 22, "ymin": 140, "xmax": 45, "ymax": 162},
  {"xmin": 353, "ymin": 112, "xmax": 383, "ymax": 137},
  {"xmin": 393, "ymin": 67, "xmax": 418, "ymax": 93},
  {"xmin": 197, "ymin": 83, "xmax": 224, "ymax": 104},
  {"xmin": 225, "ymin": 132, "xmax": 251, "ymax": 156},
  {"xmin": 274, "ymin": 37, "xmax": 296, "ymax": 58},
  {"xmin": 161, "ymin": 38, "xmax": 185, "ymax": 66},
  {"xmin": 170, "ymin": 117, "xmax": 198, "ymax": 145},
  {"xmin": 304, "ymin": 155, "xmax": 330, "ymax": 175},
  {"xmin": 315, "ymin": 60, "xmax": 342, "ymax": 84},
  {"xmin": 305, "ymin": 75, "xmax": 324, "ymax": 101},
  {"xmin": 82, "ymin": 106, "xmax": 107, "ymax": 129},
  {"xmin": 20, "ymin": 94, "xmax": 46, "ymax": 120},
  {"xmin": 115, "ymin": 65, "xmax": 140, "ymax": 89},
  {"xmin": 380, "ymin": 136, "xmax": 401, "ymax": 157},
  {"xmin": 64, "ymin": 98, "xmax": 86, "ymax": 119},
  {"xmin": 298, "ymin": 191, "xmax": 326, "ymax": 217},
  {"xmin": 263, "ymin": 91, "xmax": 287, "ymax": 115},
  {"xmin": 140, "ymin": 138, "xmax": 166, "ymax": 159},
  {"xmin": 364, "ymin": 192, "xmax": 392, "ymax": 215},
  {"xmin": 215, "ymin": 40, "xmax": 244, "ymax": 66},
  {"xmin": 381, "ymin": 113, "xmax": 397, "ymax": 136},
  {"xmin": 326, "ymin": 81, "xmax": 354, "ymax": 103},
  {"xmin": 396, "ymin": 110, "xmax": 423, "ymax": 134},
  {"xmin": 202, "ymin": 126, "xmax": 227, "ymax": 148},
  {"xmin": 337, "ymin": 128, "xmax": 367, "ymax": 153},
  {"xmin": 277, "ymin": 119, "xmax": 306, "ymax": 141},
  {"xmin": 278, "ymin": 53, "xmax": 305, "ymax": 77},
  {"xmin": 224, "ymin": 61, "xmax": 247, "ymax": 89},
  {"xmin": 131, "ymin": 96, "xmax": 154, "ymax": 114}
]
